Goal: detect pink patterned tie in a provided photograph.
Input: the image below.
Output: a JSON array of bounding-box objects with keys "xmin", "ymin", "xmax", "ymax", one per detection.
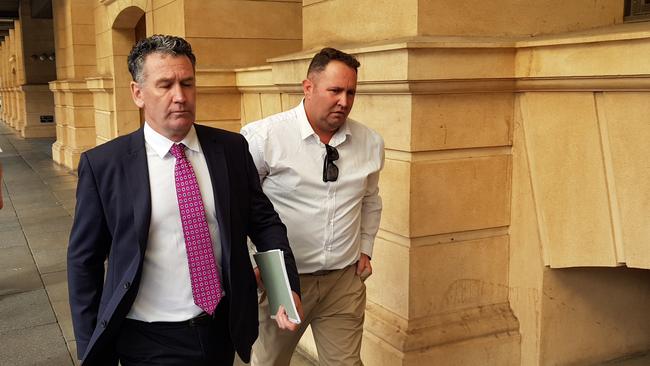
[{"xmin": 170, "ymin": 143, "xmax": 223, "ymax": 315}]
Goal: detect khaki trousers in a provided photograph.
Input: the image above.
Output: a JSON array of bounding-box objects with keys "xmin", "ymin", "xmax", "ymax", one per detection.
[{"xmin": 251, "ymin": 265, "xmax": 366, "ymax": 366}]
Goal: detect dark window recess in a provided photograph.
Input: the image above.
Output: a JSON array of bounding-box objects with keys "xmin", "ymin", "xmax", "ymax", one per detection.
[
  {"xmin": 625, "ymin": 0, "xmax": 650, "ymax": 21},
  {"xmin": 40, "ymin": 115, "xmax": 54, "ymax": 123}
]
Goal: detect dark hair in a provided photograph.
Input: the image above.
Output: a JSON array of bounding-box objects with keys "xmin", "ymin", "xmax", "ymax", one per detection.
[
  {"xmin": 127, "ymin": 34, "xmax": 196, "ymax": 83},
  {"xmin": 306, "ymin": 47, "xmax": 360, "ymax": 77}
]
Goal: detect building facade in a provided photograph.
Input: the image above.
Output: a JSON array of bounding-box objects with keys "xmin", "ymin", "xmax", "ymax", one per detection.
[{"xmin": 1, "ymin": 0, "xmax": 649, "ymax": 364}]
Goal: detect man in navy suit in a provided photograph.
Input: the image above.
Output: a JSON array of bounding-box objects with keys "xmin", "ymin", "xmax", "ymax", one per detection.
[{"xmin": 67, "ymin": 34, "xmax": 302, "ymax": 366}]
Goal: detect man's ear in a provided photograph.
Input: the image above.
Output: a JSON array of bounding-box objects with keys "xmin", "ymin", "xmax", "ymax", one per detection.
[
  {"xmin": 302, "ymin": 78, "xmax": 313, "ymax": 100},
  {"xmin": 130, "ymin": 81, "xmax": 145, "ymax": 109}
]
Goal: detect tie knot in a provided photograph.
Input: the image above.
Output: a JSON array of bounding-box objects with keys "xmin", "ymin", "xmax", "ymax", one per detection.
[{"xmin": 170, "ymin": 143, "xmax": 186, "ymax": 159}]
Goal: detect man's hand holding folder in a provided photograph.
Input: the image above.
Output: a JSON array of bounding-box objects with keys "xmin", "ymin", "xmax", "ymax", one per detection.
[
  {"xmin": 253, "ymin": 250, "xmax": 304, "ymax": 332},
  {"xmin": 274, "ymin": 292, "xmax": 303, "ymax": 331}
]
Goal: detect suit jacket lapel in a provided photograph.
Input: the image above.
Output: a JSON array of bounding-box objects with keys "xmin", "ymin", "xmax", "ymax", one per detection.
[
  {"xmin": 196, "ymin": 126, "xmax": 232, "ymax": 269},
  {"xmin": 123, "ymin": 128, "xmax": 152, "ymax": 255}
]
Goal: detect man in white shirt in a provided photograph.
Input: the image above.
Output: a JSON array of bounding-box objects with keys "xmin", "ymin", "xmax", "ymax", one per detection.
[
  {"xmin": 242, "ymin": 48, "xmax": 384, "ymax": 366},
  {"xmin": 67, "ymin": 35, "xmax": 302, "ymax": 366}
]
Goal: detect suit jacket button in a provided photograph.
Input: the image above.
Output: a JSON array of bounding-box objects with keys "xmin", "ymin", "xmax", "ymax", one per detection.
[
  {"xmin": 123, "ymin": 282, "xmax": 131, "ymax": 289},
  {"xmin": 100, "ymin": 320, "xmax": 107, "ymax": 328}
]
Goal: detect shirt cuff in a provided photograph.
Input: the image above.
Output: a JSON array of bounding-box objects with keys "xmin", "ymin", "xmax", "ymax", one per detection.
[{"xmin": 360, "ymin": 239, "xmax": 374, "ymax": 259}]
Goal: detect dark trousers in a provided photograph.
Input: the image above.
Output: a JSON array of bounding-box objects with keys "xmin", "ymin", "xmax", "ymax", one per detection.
[{"xmin": 116, "ymin": 301, "xmax": 234, "ymax": 366}]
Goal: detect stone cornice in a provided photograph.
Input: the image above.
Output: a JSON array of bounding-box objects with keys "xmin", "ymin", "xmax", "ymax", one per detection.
[
  {"xmin": 195, "ymin": 69, "xmax": 239, "ymax": 93},
  {"xmin": 259, "ymin": 23, "xmax": 650, "ymax": 92},
  {"xmin": 235, "ymin": 76, "xmax": 650, "ymax": 95},
  {"xmin": 85, "ymin": 77, "xmax": 114, "ymax": 92},
  {"xmin": 49, "ymin": 79, "xmax": 92, "ymax": 92}
]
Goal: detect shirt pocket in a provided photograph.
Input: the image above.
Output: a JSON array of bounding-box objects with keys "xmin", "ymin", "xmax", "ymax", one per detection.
[{"xmin": 265, "ymin": 163, "xmax": 302, "ymax": 193}]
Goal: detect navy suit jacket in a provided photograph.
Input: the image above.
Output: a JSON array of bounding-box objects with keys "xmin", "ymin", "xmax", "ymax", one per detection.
[{"xmin": 67, "ymin": 124, "xmax": 299, "ymax": 365}]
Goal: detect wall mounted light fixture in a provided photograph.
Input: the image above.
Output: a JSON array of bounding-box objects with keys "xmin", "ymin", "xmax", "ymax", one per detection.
[{"xmin": 30, "ymin": 53, "xmax": 55, "ymax": 62}]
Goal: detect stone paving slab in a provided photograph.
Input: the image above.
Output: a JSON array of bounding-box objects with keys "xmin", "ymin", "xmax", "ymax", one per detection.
[
  {"xmin": 21, "ymin": 214, "xmax": 72, "ymax": 234},
  {"xmin": 0, "ymin": 289, "xmax": 57, "ymax": 333},
  {"xmin": 16, "ymin": 205, "xmax": 70, "ymax": 222},
  {"xmin": 33, "ymin": 246, "xmax": 68, "ymax": 274},
  {"xmin": 14, "ymin": 201, "xmax": 66, "ymax": 217},
  {"xmin": 23, "ymin": 229, "xmax": 70, "ymax": 252},
  {"xmin": 42, "ymin": 270, "xmax": 74, "ymax": 343},
  {"xmin": 66, "ymin": 340, "xmax": 80, "ymax": 366},
  {"xmin": 0, "ymin": 246, "xmax": 42, "ymax": 297},
  {"xmin": 0, "ymin": 323, "xmax": 73, "ymax": 366},
  {"xmin": 52, "ymin": 187, "xmax": 77, "ymax": 202},
  {"xmin": 0, "ymin": 229, "xmax": 27, "ymax": 249},
  {"xmin": 0, "ymin": 215, "xmax": 21, "ymax": 231}
]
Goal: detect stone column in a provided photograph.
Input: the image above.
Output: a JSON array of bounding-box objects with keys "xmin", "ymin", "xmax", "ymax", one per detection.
[
  {"xmin": 20, "ymin": 84, "xmax": 56, "ymax": 138},
  {"xmin": 49, "ymin": 80, "xmax": 67, "ymax": 165},
  {"xmin": 13, "ymin": 87, "xmax": 25, "ymax": 132},
  {"xmin": 263, "ymin": 42, "xmax": 520, "ymax": 365},
  {"xmin": 85, "ymin": 77, "xmax": 114, "ymax": 146},
  {"xmin": 50, "ymin": 0, "xmax": 97, "ymax": 169},
  {"xmin": 17, "ymin": 0, "xmax": 56, "ymax": 138},
  {"xmin": 61, "ymin": 80, "xmax": 95, "ymax": 169},
  {"xmin": 49, "ymin": 79, "xmax": 95, "ymax": 169}
]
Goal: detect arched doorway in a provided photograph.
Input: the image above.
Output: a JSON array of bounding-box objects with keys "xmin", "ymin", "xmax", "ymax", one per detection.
[{"xmin": 111, "ymin": 6, "xmax": 146, "ymax": 136}]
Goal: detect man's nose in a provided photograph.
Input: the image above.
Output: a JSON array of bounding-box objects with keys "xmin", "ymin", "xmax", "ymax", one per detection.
[
  {"xmin": 172, "ymin": 84, "xmax": 186, "ymax": 103},
  {"xmin": 338, "ymin": 93, "xmax": 349, "ymax": 108}
]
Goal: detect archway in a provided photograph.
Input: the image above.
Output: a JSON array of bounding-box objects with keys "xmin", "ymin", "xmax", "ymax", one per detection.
[{"xmin": 111, "ymin": 6, "xmax": 146, "ymax": 136}]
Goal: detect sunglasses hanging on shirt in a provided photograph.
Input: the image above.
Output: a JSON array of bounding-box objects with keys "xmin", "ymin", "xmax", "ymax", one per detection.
[{"xmin": 323, "ymin": 144, "xmax": 339, "ymax": 182}]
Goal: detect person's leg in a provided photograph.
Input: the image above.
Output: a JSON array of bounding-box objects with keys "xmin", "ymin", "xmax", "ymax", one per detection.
[
  {"xmin": 116, "ymin": 319, "xmax": 205, "ymax": 366},
  {"xmin": 116, "ymin": 301, "xmax": 233, "ymax": 365},
  {"xmin": 251, "ymin": 276, "xmax": 317, "ymax": 366},
  {"xmin": 202, "ymin": 298, "xmax": 235, "ymax": 364},
  {"xmin": 310, "ymin": 266, "xmax": 366, "ymax": 366}
]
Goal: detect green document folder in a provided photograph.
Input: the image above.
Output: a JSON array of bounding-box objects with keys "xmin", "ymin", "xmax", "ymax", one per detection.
[{"xmin": 253, "ymin": 249, "xmax": 301, "ymax": 324}]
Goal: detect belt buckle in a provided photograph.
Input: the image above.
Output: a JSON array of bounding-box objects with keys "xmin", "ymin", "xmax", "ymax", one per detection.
[
  {"xmin": 188, "ymin": 312, "xmax": 210, "ymax": 327},
  {"xmin": 311, "ymin": 269, "xmax": 332, "ymax": 276}
]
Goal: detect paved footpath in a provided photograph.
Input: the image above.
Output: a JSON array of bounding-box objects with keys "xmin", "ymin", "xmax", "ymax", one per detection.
[
  {"xmin": 2, "ymin": 122, "xmax": 650, "ymax": 366},
  {"xmin": 0, "ymin": 122, "xmax": 314, "ymax": 366},
  {"xmin": 0, "ymin": 123, "xmax": 77, "ymax": 365}
]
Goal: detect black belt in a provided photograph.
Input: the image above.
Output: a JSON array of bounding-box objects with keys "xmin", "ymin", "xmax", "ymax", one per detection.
[
  {"xmin": 306, "ymin": 269, "xmax": 336, "ymax": 276},
  {"xmin": 185, "ymin": 312, "xmax": 213, "ymax": 327},
  {"xmin": 304, "ymin": 265, "xmax": 351, "ymax": 276}
]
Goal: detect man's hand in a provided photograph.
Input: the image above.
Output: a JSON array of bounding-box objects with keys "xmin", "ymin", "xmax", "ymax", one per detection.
[
  {"xmin": 274, "ymin": 291, "xmax": 303, "ymax": 332},
  {"xmin": 254, "ymin": 266, "xmax": 264, "ymax": 289},
  {"xmin": 356, "ymin": 253, "xmax": 372, "ymax": 281}
]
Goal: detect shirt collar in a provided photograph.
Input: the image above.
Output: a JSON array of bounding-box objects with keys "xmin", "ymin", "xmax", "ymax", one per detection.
[
  {"xmin": 143, "ymin": 122, "xmax": 201, "ymax": 159},
  {"xmin": 297, "ymin": 100, "xmax": 351, "ymax": 146}
]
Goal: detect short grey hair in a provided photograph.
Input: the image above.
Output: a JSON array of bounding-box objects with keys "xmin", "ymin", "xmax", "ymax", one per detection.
[{"xmin": 127, "ymin": 34, "xmax": 196, "ymax": 84}]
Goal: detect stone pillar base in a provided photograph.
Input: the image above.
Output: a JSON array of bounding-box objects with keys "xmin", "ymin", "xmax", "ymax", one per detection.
[
  {"xmin": 64, "ymin": 147, "xmax": 85, "ymax": 171},
  {"xmin": 22, "ymin": 124, "xmax": 56, "ymax": 138},
  {"xmin": 362, "ymin": 328, "xmax": 520, "ymax": 366},
  {"xmin": 20, "ymin": 84, "xmax": 56, "ymax": 138},
  {"xmin": 52, "ymin": 141, "xmax": 65, "ymax": 165},
  {"xmin": 362, "ymin": 303, "xmax": 520, "ymax": 366}
]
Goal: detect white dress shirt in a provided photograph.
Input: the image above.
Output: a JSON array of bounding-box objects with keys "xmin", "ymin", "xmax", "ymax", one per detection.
[
  {"xmin": 127, "ymin": 122, "xmax": 224, "ymax": 322},
  {"xmin": 241, "ymin": 102, "xmax": 384, "ymax": 274}
]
